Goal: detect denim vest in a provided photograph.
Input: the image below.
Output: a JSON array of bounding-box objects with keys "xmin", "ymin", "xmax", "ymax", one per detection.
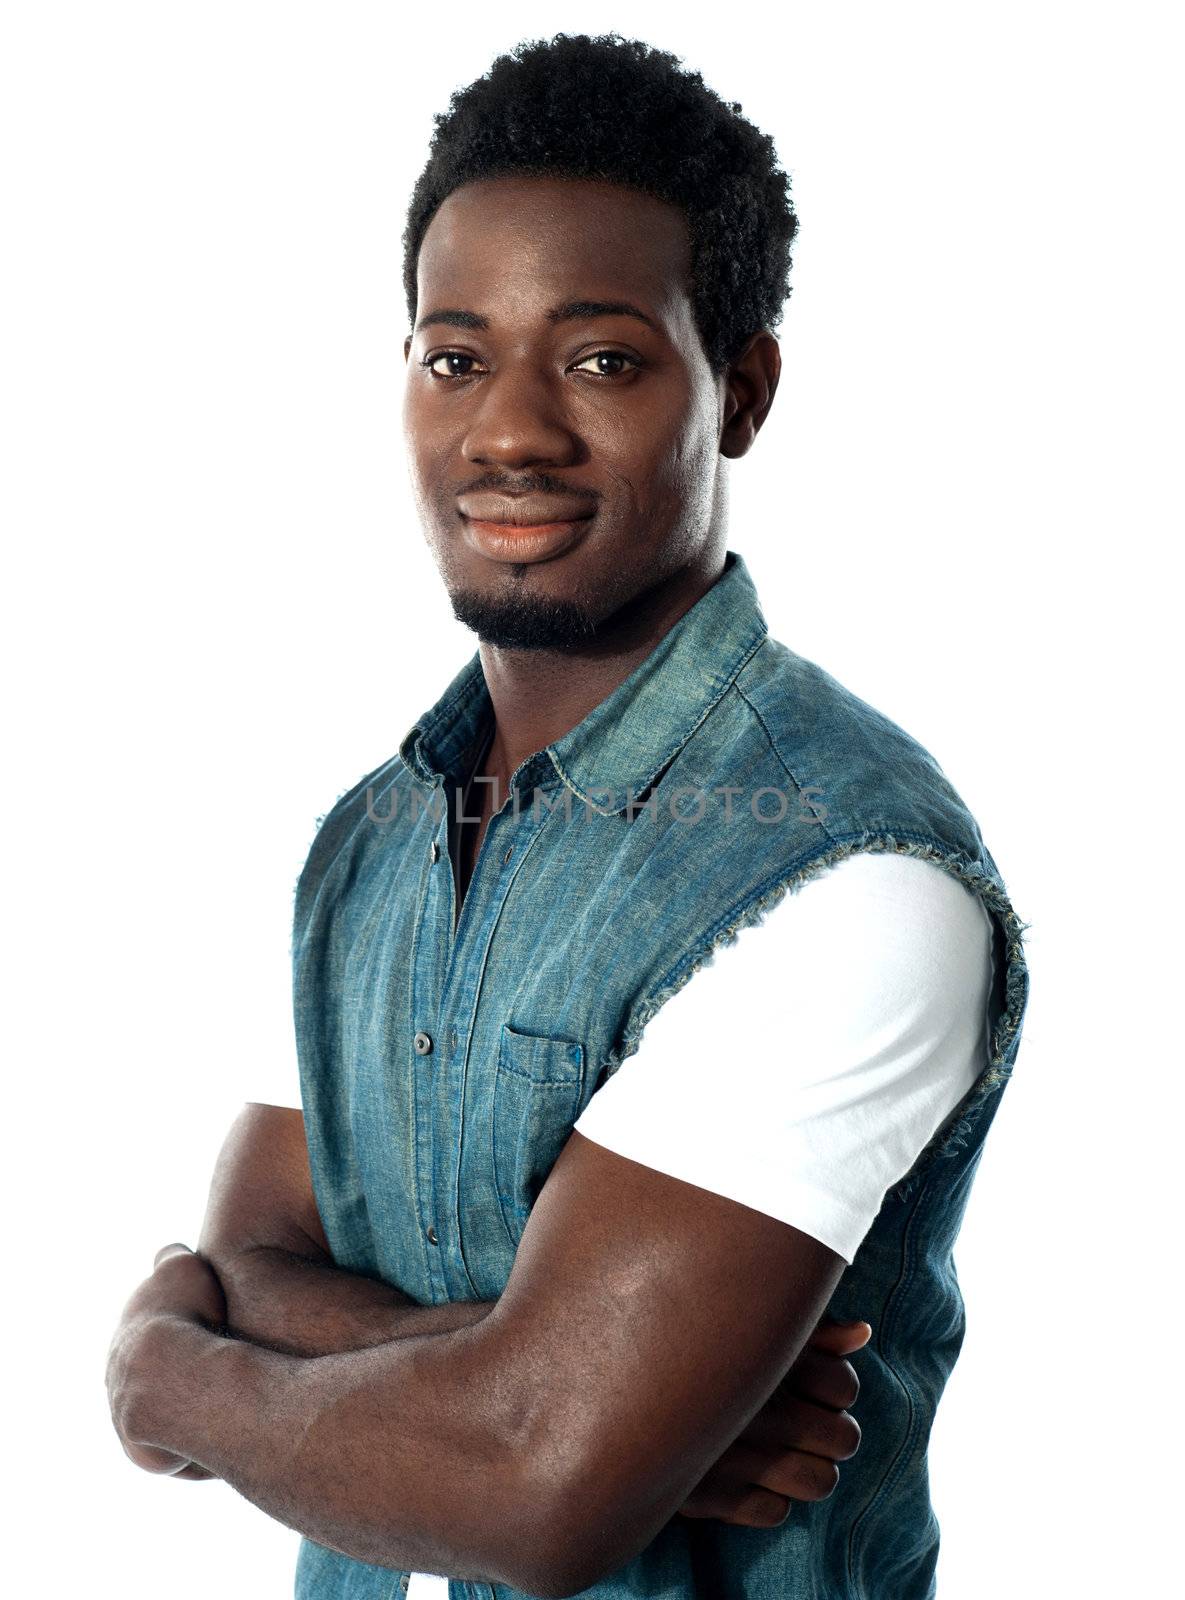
[{"xmin": 292, "ymin": 550, "xmax": 1031, "ymax": 1600}]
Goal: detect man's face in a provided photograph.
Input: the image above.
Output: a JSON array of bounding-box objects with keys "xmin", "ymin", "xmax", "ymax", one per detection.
[{"xmin": 402, "ymin": 175, "xmax": 727, "ymax": 650}]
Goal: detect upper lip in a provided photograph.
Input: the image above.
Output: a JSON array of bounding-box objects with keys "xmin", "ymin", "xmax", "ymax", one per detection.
[{"xmin": 458, "ymin": 493, "xmax": 595, "ymax": 527}]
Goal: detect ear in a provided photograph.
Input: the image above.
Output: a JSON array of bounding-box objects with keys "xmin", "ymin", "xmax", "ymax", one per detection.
[{"xmin": 719, "ymin": 331, "xmax": 782, "ymax": 460}]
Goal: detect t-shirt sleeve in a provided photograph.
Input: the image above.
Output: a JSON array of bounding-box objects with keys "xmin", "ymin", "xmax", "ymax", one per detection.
[{"xmin": 572, "ymin": 851, "xmax": 996, "ymax": 1265}]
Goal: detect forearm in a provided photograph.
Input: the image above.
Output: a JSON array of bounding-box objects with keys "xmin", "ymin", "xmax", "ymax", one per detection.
[
  {"xmin": 168, "ymin": 1105, "xmax": 524, "ymax": 1576},
  {"xmin": 195, "ymin": 1103, "xmax": 496, "ymax": 1356},
  {"xmin": 213, "ymin": 1243, "xmax": 495, "ymax": 1356},
  {"xmin": 132, "ymin": 1310, "xmax": 551, "ymax": 1591}
]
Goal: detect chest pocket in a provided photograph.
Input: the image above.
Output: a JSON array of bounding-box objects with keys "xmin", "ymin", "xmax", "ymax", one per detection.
[{"xmin": 493, "ymin": 1023, "xmax": 587, "ymax": 1249}]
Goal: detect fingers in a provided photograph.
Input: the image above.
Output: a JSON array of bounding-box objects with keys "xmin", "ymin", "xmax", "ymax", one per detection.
[
  {"xmin": 807, "ymin": 1318, "xmax": 872, "ymax": 1355},
  {"xmin": 677, "ymin": 1480, "xmax": 792, "ymax": 1527},
  {"xmin": 142, "ymin": 1244, "xmax": 229, "ymax": 1329},
  {"xmin": 122, "ymin": 1438, "xmax": 195, "ymax": 1474},
  {"xmin": 781, "ymin": 1345, "xmax": 862, "ymax": 1411},
  {"xmin": 741, "ymin": 1392, "xmax": 861, "ymax": 1463},
  {"xmin": 154, "ymin": 1242, "xmax": 194, "ymax": 1269},
  {"xmin": 676, "ymin": 1432, "xmax": 844, "ymax": 1527},
  {"xmin": 721, "ymin": 1440, "xmax": 841, "ymax": 1504}
]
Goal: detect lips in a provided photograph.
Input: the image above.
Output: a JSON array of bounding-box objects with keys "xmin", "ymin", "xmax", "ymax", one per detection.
[
  {"xmin": 457, "ymin": 493, "xmax": 595, "ymax": 528},
  {"xmin": 458, "ymin": 498, "xmax": 596, "ymax": 565}
]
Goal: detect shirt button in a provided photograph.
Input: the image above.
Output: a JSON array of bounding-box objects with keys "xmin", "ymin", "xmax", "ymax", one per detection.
[
  {"xmin": 413, "ymin": 1031, "xmax": 432, "ymax": 1055},
  {"xmin": 399, "ymin": 1578, "xmax": 410, "ymax": 1593},
  {"xmin": 430, "ymin": 839, "xmax": 439, "ymax": 863},
  {"xmin": 426, "ymin": 1224, "xmax": 438, "ymax": 1245}
]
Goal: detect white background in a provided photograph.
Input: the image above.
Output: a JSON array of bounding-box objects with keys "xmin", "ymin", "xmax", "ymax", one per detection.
[{"xmin": 4, "ymin": 2, "xmax": 1179, "ymax": 1594}]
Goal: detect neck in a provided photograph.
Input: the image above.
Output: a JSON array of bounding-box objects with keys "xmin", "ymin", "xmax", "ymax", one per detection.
[{"xmin": 477, "ymin": 551, "xmax": 727, "ymax": 793}]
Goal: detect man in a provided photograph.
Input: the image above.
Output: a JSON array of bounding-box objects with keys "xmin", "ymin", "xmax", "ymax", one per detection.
[{"xmin": 107, "ymin": 31, "xmax": 1030, "ymax": 1600}]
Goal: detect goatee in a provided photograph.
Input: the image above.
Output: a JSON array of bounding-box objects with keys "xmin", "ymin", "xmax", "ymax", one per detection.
[{"xmin": 447, "ymin": 584, "xmax": 600, "ymax": 651}]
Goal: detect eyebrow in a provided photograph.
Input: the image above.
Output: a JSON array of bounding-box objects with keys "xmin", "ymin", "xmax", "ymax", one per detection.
[{"xmin": 413, "ymin": 299, "xmax": 661, "ymax": 336}]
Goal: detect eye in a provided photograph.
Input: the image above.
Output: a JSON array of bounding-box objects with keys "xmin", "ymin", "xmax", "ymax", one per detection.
[
  {"xmin": 571, "ymin": 350, "xmax": 641, "ymax": 378},
  {"xmin": 419, "ymin": 348, "xmax": 642, "ymax": 381},
  {"xmin": 422, "ymin": 351, "xmax": 486, "ymax": 379}
]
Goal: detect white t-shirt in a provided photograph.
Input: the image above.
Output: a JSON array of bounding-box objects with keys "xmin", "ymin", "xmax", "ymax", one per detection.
[
  {"xmin": 273, "ymin": 851, "xmax": 995, "ymax": 1600},
  {"xmin": 572, "ymin": 851, "xmax": 995, "ymax": 1265}
]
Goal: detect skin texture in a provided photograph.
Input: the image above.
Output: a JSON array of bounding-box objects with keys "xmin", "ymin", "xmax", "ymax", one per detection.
[
  {"xmin": 106, "ymin": 1119, "xmax": 868, "ymax": 1591},
  {"xmin": 197, "ymin": 1105, "xmax": 867, "ymax": 1514},
  {"xmin": 106, "ymin": 175, "xmax": 875, "ymax": 1595},
  {"xmin": 401, "ymin": 175, "xmax": 780, "ymax": 887}
]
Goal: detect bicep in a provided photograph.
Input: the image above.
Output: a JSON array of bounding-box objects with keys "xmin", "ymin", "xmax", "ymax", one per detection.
[
  {"xmin": 572, "ymin": 851, "xmax": 994, "ymax": 1264},
  {"xmin": 486, "ymin": 1127, "xmax": 846, "ymax": 1592},
  {"xmin": 198, "ymin": 1102, "xmax": 330, "ymax": 1265},
  {"xmin": 481, "ymin": 856, "xmax": 994, "ymax": 1588}
]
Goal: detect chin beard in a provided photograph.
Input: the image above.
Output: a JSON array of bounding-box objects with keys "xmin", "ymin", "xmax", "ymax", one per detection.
[{"xmin": 447, "ymin": 583, "xmax": 600, "ymax": 651}]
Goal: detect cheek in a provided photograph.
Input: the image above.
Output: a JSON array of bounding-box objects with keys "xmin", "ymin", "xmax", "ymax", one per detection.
[
  {"xmin": 401, "ymin": 422, "xmax": 454, "ymax": 515},
  {"xmin": 604, "ymin": 419, "xmax": 690, "ymax": 503},
  {"xmin": 636, "ymin": 425, "xmax": 716, "ymax": 513},
  {"xmin": 647, "ymin": 385, "xmax": 718, "ymax": 489},
  {"xmin": 399, "ymin": 377, "xmax": 419, "ymax": 445},
  {"xmin": 400, "ymin": 386, "xmax": 447, "ymax": 468}
]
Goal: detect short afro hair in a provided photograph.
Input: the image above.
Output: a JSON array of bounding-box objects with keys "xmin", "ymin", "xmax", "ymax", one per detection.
[{"xmin": 402, "ymin": 32, "xmax": 798, "ymax": 377}]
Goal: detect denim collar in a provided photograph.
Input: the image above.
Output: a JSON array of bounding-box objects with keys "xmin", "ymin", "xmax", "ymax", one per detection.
[{"xmin": 397, "ymin": 549, "xmax": 769, "ymax": 818}]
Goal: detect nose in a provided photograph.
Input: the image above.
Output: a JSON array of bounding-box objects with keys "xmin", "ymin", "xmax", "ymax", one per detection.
[{"xmin": 461, "ymin": 364, "xmax": 581, "ymax": 472}]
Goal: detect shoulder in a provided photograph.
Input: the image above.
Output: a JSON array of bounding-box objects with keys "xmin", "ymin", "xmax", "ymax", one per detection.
[
  {"xmin": 732, "ymin": 635, "xmax": 930, "ymax": 763},
  {"xmin": 780, "ymin": 850, "xmax": 996, "ymax": 944},
  {"xmin": 645, "ymin": 850, "xmax": 994, "ymax": 1030},
  {"xmin": 718, "ymin": 634, "xmax": 986, "ymax": 855},
  {"xmin": 292, "ymin": 749, "xmax": 420, "ymax": 925}
]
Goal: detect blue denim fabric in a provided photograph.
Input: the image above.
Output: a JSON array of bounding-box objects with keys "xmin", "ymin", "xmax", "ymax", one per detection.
[{"xmin": 292, "ymin": 550, "xmax": 1031, "ymax": 1600}]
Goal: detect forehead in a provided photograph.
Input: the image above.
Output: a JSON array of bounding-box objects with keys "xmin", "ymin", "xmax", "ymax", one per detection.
[{"xmin": 415, "ymin": 175, "xmax": 693, "ymax": 324}]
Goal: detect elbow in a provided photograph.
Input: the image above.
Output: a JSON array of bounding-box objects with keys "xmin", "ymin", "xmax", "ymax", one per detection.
[
  {"xmin": 525, "ymin": 1555, "xmax": 625, "ymax": 1600},
  {"xmin": 504, "ymin": 1548, "xmax": 597, "ymax": 1600},
  {"xmin": 493, "ymin": 1459, "xmax": 647, "ymax": 1598},
  {"xmin": 504, "ymin": 1541, "xmax": 617, "ymax": 1600},
  {"xmin": 520, "ymin": 1537, "xmax": 643, "ymax": 1599},
  {"xmin": 448, "ymin": 1358, "xmax": 656, "ymax": 1595},
  {"xmin": 476, "ymin": 1483, "xmax": 604, "ymax": 1598}
]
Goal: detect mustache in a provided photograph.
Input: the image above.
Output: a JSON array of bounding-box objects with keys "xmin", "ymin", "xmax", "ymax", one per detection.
[{"xmin": 453, "ymin": 474, "xmax": 599, "ymax": 503}]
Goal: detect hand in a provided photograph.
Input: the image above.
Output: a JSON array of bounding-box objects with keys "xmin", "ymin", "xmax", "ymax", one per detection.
[
  {"xmin": 106, "ymin": 1243, "xmax": 229, "ymax": 1480},
  {"xmin": 677, "ymin": 1316, "xmax": 870, "ymax": 1526}
]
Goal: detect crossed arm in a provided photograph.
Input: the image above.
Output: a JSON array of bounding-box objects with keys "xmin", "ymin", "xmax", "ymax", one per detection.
[{"xmin": 107, "ymin": 1104, "xmax": 867, "ymax": 1598}]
